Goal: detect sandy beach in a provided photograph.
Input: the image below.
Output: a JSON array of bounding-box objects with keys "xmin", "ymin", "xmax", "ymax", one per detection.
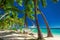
[
  {"xmin": 0, "ymin": 30, "xmax": 60, "ymax": 40},
  {"xmin": 43, "ymin": 34, "xmax": 60, "ymax": 40}
]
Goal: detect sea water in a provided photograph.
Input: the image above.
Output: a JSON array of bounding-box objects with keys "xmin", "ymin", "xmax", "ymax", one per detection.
[{"xmin": 30, "ymin": 28, "xmax": 60, "ymax": 35}]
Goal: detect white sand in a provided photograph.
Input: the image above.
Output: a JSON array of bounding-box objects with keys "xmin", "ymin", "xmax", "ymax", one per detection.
[
  {"xmin": 44, "ymin": 35, "xmax": 60, "ymax": 40},
  {"xmin": 30, "ymin": 33, "xmax": 60, "ymax": 40},
  {"xmin": 1, "ymin": 33, "xmax": 60, "ymax": 40},
  {"xmin": 0, "ymin": 30, "xmax": 60, "ymax": 40}
]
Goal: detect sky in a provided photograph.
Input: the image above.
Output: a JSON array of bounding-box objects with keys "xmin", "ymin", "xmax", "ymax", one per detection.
[
  {"xmin": 28, "ymin": 0, "xmax": 60, "ymax": 28},
  {"xmin": 0, "ymin": 0, "xmax": 60, "ymax": 28},
  {"xmin": 38, "ymin": 0, "xmax": 60, "ymax": 28}
]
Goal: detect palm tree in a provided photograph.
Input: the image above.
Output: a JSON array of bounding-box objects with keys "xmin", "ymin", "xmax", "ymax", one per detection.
[
  {"xmin": 36, "ymin": 0, "xmax": 58, "ymax": 37},
  {"xmin": 37, "ymin": 8, "xmax": 53, "ymax": 37},
  {"xmin": 16, "ymin": 0, "xmax": 29, "ymax": 29},
  {"xmin": 33, "ymin": 0, "xmax": 44, "ymax": 40}
]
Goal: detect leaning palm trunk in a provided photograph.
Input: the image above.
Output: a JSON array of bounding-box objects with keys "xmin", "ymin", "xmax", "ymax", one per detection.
[
  {"xmin": 33, "ymin": 0, "xmax": 44, "ymax": 40},
  {"xmin": 37, "ymin": 8, "xmax": 53, "ymax": 37}
]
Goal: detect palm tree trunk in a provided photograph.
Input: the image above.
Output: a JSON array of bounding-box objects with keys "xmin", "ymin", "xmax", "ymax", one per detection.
[
  {"xmin": 33, "ymin": 0, "xmax": 44, "ymax": 40},
  {"xmin": 37, "ymin": 8, "xmax": 53, "ymax": 37},
  {"xmin": 24, "ymin": 13, "xmax": 28, "ymax": 28}
]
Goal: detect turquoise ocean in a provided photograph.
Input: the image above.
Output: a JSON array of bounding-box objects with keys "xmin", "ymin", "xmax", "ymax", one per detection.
[
  {"xmin": 11, "ymin": 26, "xmax": 60, "ymax": 35},
  {"xmin": 30, "ymin": 28, "xmax": 60, "ymax": 35}
]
